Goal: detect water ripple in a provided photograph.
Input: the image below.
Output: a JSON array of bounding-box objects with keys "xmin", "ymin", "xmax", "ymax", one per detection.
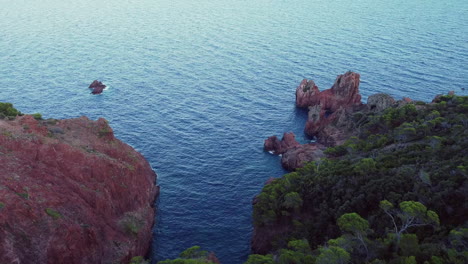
[{"xmin": 1, "ymin": 0, "xmax": 467, "ymax": 263}]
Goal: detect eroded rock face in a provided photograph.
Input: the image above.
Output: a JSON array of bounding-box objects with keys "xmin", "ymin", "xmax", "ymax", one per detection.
[
  {"xmin": 296, "ymin": 72, "xmax": 363, "ymax": 142},
  {"xmin": 304, "ymin": 100, "xmax": 365, "ymax": 146},
  {"xmin": 295, "ymin": 79, "xmax": 320, "ymax": 108},
  {"xmin": 0, "ymin": 115, "xmax": 158, "ymax": 264},
  {"xmin": 89, "ymin": 80, "xmax": 106, "ymax": 94},
  {"xmin": 295, "ymin": 71, "xmax": 362, "ymax": 111},
  {"xmin": 265, "ymin": 72, "xmax": 365, "ymax": 170},
  {"xmin": 305, "ymin": 108, "xmax": 352, "ymax": 146}
]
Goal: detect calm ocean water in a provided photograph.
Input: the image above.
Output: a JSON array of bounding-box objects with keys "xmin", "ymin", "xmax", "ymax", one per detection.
[{"xmin": 1, "ymin": 0, "xmax": 467, "ymax": 263}]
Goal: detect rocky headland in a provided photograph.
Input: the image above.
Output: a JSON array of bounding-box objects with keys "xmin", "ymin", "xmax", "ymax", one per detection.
[
  {"xmin": 265, "ymin": 71, "xmax": 415, "ymax": 170},
  {"xmin": 252, "ymin": 72, "xmax": 467, "ymax": 263},
  {"xmin": 0, "ymin": 112, "xmax": 158, "ymax": 263}
]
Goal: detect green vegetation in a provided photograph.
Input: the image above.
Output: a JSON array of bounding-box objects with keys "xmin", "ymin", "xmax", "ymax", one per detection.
[
  {"xmin": 250, "ymin": 95, "xmax": 468, "ymax": 263},
  {"xmin": 0, "ymin": 102, "xmax": 21, "ymax": 119},
  {"xmin": 45, "ymin": 208, "xmax": 62, "ymax": 219},
  {"xmin": 31, "ymin": 113, "xmax": 42, "ymax": 120},
  {"xmin": 316, "ymin": 246, "xmax": 350, "ymax": 264},
  {"xmin": 0, "ymin": 102, "xmax": 41, "ymax": 120},
  {"xmin": 157, "ymin": 246, "xmax": 218, "ymax": 264},
  {"xmin": 245, "ymin": 254, "xmax": 275, "ymax": 264},
  {"xmin": 380, "ymin": 200, "xmax": 439, "ymax": 244},
  {"xmin": 249, "ymin": 201, "xmax": 444, "ymax": 263},
  {"xmin": 0, "ymin": 202, "xmax": 4, "ymax": 209}
]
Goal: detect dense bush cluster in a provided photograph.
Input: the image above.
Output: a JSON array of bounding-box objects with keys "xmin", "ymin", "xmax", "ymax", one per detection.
[
  {"xmin": 250, "ymin": 95, "xmax": 467, "ymax": 263},
  {"xmin": 0, "ymin": 102, "xmax": 42, "ymax": 120},
  {"xmin": 0, "ymin": 102, "xmax": 22, "ymax": 119}
]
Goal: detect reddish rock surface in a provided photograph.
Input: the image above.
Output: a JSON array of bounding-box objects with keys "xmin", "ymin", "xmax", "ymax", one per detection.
[
  {"xmin": 0, "ymin": 115, "xmax": 158, "ymax": 264},
  {"xmin": 403, "ymin": 97, "xmax": 413, "ymax": 103},
  {"xmin": 265, "ymin": 72, "xmax": 396, "ymax": 170},
  {"xmin": 299, "ymin": 71, "xmax": 363, "ymax": 142},
  {"xmin": 264, "ymin": 132, "xmax": 325, "ymax": 170},
  {"xmin": 295, "ymin": 79, "xmax": 320, "ymax": 108},
  {"xmin": 265, "ymin": 72, "xmax": 364, "ymax": 170},
  {"xmin": 304, "ymin": 104, "xmax": 367, "ymax": 146},
  {"xmin": 206, "ymin": 252, "xmax": 221, "ymax": 264},
  {"xmin": 281, "ymin": 144, "xmax": 325, "ymax": 171},
  {"xmin": 296, "ymin": 71, "xmax": 362, "ymax": 110},
  {"xmin": 89, "ymin": 80, "xmax": 106, "ymax": 94}
]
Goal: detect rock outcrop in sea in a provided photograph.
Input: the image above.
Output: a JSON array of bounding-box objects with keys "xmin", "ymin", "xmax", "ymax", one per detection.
[
  {"xmin": 89, "ymin": 80, "xmax": 106, "ymax": 94},
  {"xmin": 253, "ymin": 91, "xmax": 467, "ymax": 262},
  {"xmin": 295, "ymin": 71, "xmax": 362, "ymax": 109},
  {"xmin": 264, "ymin": 132, "xmax": 325, "ymax": 170},
  {"xmin": 299, "ymin": 71, "xmax": 364, "ymax": 146},
  {"xmin": 0, "ymin": 114, "xmax": 158, "ymax": 263},
  {"xmin": 266, "ymin": 71, "xmax": 406, "ymax": 170}
]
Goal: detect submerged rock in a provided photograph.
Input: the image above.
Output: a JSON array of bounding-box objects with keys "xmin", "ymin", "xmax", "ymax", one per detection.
[
  {"xmin": 0, "ymin": 115, "xmax": 158, "ymax": 263},
  {"xmin": 89, "ymin": 80, "xmax": 106, "ymax": 94}
]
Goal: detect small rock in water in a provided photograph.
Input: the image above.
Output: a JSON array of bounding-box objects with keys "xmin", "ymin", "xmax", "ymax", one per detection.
[{"xmin": 88, "ymin": 80, "xmax": 106, "ymax": 94}]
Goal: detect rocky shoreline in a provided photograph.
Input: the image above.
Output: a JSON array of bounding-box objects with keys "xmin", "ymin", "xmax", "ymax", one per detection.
[
  {"xmin": 251, "ymin": 72, "xmax": 466, "ymax": 263},
  {"xmin": 0, "ymin": 72, "xmax": 463, "ymax": 263},
  {"xmin": 265, "ymin": 71, "xmax": 419, "ymax": 171},
  {"xmin": 254, "ymin": 72, "xmax": 468, "ymax": 264}
]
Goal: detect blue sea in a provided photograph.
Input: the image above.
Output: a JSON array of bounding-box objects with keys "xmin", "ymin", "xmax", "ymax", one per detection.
[{"xmin": 1, "ymin": 0, "xmax": 467, "ymax": 263}]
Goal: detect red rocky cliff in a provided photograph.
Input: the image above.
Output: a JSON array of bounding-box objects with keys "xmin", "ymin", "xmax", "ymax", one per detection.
[
  {"xmin": 296, "ymin": 71, "xmax": 362, "ymax": 110},
  {"xmin": 298, "ymin": 71, "xmax": 363, "ymax": 144},
  {"xmin": 0, "ymin": 115, "xmax": 158, "ymax": 264}
]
